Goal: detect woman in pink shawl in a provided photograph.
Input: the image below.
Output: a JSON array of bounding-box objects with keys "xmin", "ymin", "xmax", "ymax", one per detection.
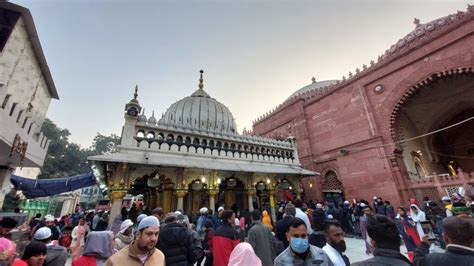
[
  {"xmin": 228, "ymin": 242, "xmax": 262, "ymax": 266},
  {"xmin": 71, "ymin": 217, "xmax": 90, "ymax": 259}
]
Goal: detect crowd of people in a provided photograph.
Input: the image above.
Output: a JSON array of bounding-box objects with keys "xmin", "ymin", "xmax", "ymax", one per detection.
[{"xmin": 0, "ymin": 194, "xmax": 472, "ymax": 266}]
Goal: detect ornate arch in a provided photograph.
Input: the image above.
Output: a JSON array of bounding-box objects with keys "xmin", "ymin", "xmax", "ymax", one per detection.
[
  {"xmin": 320, "ymin": 168, "xmax": 343, "ymax": 192},
  {"xmin": 389, "ymin": 67, "xmax": 474, "ymax": 143}
]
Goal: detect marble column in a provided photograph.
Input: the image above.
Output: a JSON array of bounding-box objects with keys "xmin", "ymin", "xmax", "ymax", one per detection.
[
  {"xmin": 175, "ymin": 190, "xmax": 188, "ymax": 211},
  {"xmin": 247, "ymin": 189, "xmax": 256, "ymax": 212},
  {"xmin": 208, "ymin": 189, "xmax": 218, "ymax": 212},
  {"xmin": 109, "ymin": 190, "xmax": 127, "ymax": 223},
  {"xmin": 268, "ymin": 189, "xmax": 277, "ymax": 222}
]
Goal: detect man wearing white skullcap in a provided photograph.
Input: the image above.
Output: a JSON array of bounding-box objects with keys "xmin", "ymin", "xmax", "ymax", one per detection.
[
  {"xmin": 196, "ymin": 207, "xmax": 208, "ymax": 239},
  {"xmin": 106, "ymin": 216, "xmax": 164, "ymax": 265},
  {"xmin": 115, "ymin": 219, "xmax": 134, "ymax": 251},
  {"xmin": 34, "ymin": 226, "xmax": 68, "ymax": 266}
]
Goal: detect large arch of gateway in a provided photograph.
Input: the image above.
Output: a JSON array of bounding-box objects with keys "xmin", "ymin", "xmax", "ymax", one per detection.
[{"xmin": 389, "ymin": 68, "xmax": 474, "ymax": 201}]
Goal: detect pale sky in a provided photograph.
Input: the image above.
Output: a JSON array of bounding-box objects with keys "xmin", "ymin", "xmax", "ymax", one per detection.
[{"xmin": 14, "ymin": 0, "xmax": 472, "ymax": 147}]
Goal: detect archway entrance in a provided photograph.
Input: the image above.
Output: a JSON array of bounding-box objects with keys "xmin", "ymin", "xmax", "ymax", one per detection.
[
  {"xmin": 392, "ymin": 71, "xmax": 474, "ymax": 180},
  {"xmin": 217, "ymin": 177, "xmax": 245, "ymax": 212},
  {"xmin": 184, "ymin": 179, "xmax": 209, "ymax": 215},
  {"xmin": 322, "ymin": 171, "xmax": 344, "ymax": 204},
  {"xmin": 275, "ymin": 178, "xmax": 296, "ymax": 203}
]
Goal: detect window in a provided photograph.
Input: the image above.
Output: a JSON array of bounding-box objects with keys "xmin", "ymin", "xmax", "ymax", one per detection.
[
  {"xmin": 1, "ymin": 94, "xmax": 10, "ymax": 109},
  {"xmin": 16, "ymin": 110, "xmax": 23, "ymax": 122},
  {"xmin": 9, "ymin": 103, "xmax": 17, "ymax": 116}
]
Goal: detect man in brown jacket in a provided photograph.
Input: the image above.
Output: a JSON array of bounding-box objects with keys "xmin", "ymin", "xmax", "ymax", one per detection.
[{"xmin": 106, "ymin": 216, "xmax": 165, "ymax": 266}]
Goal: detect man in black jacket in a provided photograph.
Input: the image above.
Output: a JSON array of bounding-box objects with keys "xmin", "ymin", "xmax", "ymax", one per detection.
[
  {"xmin": 352, "ymin": 215, "xmax": 411, "ymax": 266},
  {"xmin": 157, "ymin": 213, "xmax": 199, "ymax": 266},
  {"xmin": 276, "ymin": 203, "xmax": 296, "ymax": 249},
  {"xmin": 414, "ymin": 216, "xmax": 474, "ymax": 266}
]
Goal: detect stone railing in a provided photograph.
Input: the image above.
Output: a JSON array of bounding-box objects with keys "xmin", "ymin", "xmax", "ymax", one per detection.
[
  {"xmin": 132, "ymin": 138, "xmax": 298, "ymax": 165},
  {"xmin": 408, "ymin": 168, "xmax": 474, "ymax": 191}
]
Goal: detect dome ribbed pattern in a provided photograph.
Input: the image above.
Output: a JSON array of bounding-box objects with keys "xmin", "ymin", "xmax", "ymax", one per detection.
[{"xmin": 158, "ymin": 88, "xmax": 237, "ymax": 133}]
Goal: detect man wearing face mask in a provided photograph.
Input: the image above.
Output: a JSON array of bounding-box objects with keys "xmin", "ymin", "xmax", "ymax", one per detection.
[
  {"xmin": 274, "ymin": 217, "xmax": 332, "ymax": 266},
  {"xmin": 322, "ymin": 219, "xmax": 350, "ymax": 266}
]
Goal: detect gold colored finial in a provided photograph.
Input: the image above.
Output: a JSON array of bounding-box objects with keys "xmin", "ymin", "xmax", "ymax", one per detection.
[
  {"xmin": 199, "ymin": 70, "xmax": 204, "ymax": 89},
  {"xmin": 413, "ymin": 18, "xmax": 421, "ymax": 27},
  {"xmin": 312, "ymin": 76, "xmax": 316, "ymax": 83},
  {"xmin": 134, "ymin": 85, "xmax": 138, "ymax": 99}
]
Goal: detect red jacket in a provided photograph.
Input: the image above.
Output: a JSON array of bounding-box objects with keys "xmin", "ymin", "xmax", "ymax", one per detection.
[
  {"xmin": 212, "ymin": 224, "xmax": 240, "ymax": 266},
  {"xmin": 207, "ymin": 230, "xmax": 214, "ymax": 253},
  {"xmin": 72, "ymin": 255, "xmax": 97, "ymax": 266}
]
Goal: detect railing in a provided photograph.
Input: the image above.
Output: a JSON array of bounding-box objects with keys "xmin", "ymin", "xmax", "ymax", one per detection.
[
  {"xmin": 132, "ymin": 138, "xmax": 298, "ymax": 165},
  {"xmin": 408, "ymin": 168, "xmax": 474, "ymax": 190}
]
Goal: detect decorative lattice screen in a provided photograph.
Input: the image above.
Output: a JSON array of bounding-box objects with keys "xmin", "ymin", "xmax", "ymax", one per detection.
[
  {"xmin": 323, "ymin": 171, "xmax": 343, "ymax": 191},
  {"xmin": 443, "ymin": 186, "xmax": 462, "ymax": 197}
]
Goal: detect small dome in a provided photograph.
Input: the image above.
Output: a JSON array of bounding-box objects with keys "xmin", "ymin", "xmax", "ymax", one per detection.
[
  {"xmin": 138, "ymin": 109, "xmax": 147, "ymax": 123},
  {"xmin": 287, "ymin": 79, "xmax": 338, "ymax": 100},
  {"xmin": 148, "ymin": 111, "xmax": 157, "ymax": 125},
  {"xmin": 158, "ymin": 71, "xmax": 237, "ymax": 133}
]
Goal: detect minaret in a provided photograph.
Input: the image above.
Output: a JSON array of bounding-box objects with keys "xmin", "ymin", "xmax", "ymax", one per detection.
[{"xmin": 122, "ymin": 85, "xmax": 142, "ymax": 146}]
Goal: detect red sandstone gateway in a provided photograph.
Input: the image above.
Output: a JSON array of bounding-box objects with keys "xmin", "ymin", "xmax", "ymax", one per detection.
[{"xmin": 252, "ymin": 6, "xmax": 474, "ymax": 207}]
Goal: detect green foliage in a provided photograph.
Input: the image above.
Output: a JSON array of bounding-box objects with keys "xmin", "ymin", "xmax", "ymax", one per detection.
[{"xmin": 38, "ymin": 119, "xmax": 120, "ymax": 179}]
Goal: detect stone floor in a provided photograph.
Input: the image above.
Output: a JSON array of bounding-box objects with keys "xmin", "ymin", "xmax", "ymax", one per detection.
[{"xmin": 65, "ymin": 237, "xmax": 444, "ymax": 265}]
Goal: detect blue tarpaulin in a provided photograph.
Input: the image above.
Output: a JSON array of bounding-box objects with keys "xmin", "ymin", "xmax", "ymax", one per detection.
[{"xmin": 10, "ymin": 173, "xmax": 97, "ymax": 198}]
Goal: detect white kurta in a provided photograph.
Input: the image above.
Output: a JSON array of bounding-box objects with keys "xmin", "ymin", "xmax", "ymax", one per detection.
[
  {"xmin": 409, "ymin": 204, "xmax": 426, "ymax": 240},
  {"xmin": 322, "ymin": 243, "xmax": 346, "ymax": 266},
  {"xmin": 295, "ymin": 208, "xmax": 313, "ymax": 234}
]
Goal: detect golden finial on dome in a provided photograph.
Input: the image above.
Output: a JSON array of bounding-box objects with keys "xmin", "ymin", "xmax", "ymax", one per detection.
[
  {"xmin": 312, "ymin": 76, "xmax": 316, "ymax": 83},
  {"xmin": 134, "ymin": 85, "xmax": 138, "ymax": 99},
  {"xmin": 413, "ymin": 18, "xmax": 421, "ymax": 27},
  {"xmin": 199, "ymin": 70, "xmax": 204, "ymax": 89}
]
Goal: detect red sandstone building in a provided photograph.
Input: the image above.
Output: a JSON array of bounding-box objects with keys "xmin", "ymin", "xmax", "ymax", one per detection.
[{"xmin": 252, "ymin": 7, "xmax": 474, "ymax": 207}]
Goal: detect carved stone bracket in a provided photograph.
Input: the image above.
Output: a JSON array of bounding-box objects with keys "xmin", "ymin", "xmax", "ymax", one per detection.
[
  {"xmin": 110, "ymin": 190, "xmax": 127, "ymax": 201},
  {"xmin": 174, "ymin": 190, "xmax": 188, "ymax": 198}
]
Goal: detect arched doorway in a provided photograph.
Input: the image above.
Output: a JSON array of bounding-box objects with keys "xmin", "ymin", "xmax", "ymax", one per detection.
[
  {"xmin": 217, "ymin": 177, "xmax": 245, "ymax": 212},
  {"xmin": 185, "ymin": 179, "xmax": 209, "ymax": 215},
  {"xmin": 275, "ymin": 178, "xmax": 296, "ymax": 203},
  {"xmin": 322, "ymin": 171, "xmax": 344, "ymax": 204},
  {"xmin": 392, "ymin": 71, "xmax": 474, "ymax": 180}
]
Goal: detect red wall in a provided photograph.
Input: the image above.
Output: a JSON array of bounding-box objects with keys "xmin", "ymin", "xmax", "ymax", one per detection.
[{"xmin": 253, "ymin": 13, "xmax": 474, "ymax": 207}]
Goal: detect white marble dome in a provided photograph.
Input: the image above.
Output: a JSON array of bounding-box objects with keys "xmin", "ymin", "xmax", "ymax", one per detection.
[
  {"xmin": 287, "ymin": 78, "xmax": 338, "ymax": 100},
  {"xmin": 158, "ymin": 85, "xmax": 237, "ymax": 133}
]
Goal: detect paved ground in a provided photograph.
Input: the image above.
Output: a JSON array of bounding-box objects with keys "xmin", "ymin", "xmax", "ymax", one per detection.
[
  {"xmin": 344, "ymin": 236, "xmax": 444, "ymax": 264},
  {"xmin": 65, "ymin": 237, "xmax": 444, "ymax": 265}
]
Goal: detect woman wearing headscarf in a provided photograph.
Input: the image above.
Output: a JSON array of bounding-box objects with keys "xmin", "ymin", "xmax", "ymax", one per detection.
[
  {"xmin": 395, "ymin": 207, "xmax": 420, "ymax": 252},
  {"xmin": 71, "ymin": 217, "xmax": 90, "ymax": 259},
  {"xmin": 0, "ymin": 237, "xmax": 16, "ymax": 266},
  {"xmin": 72, "ymin": 231, "xmax": 114, "ymax": 266},
  {"xmin": 262, "ymin": 210, "xmax": 273, "ymax": 231},
  {"xmin": 228, "ymin": 242, "xmax": 262, "ymax": 266},
  {"xmin": 409, "ymin": 204, "xmax": 426, "ymax": 240}
]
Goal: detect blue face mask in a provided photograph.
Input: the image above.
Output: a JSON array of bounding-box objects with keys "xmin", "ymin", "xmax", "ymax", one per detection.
[{"xmin": 290, "ymin": 237, "xmax": 309, "ymax": 253}]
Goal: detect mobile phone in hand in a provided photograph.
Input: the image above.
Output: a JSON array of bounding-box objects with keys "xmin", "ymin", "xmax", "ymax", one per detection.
[{"xmin": 420, "ymin": 221, "xmax": 437, "ymax": 241}]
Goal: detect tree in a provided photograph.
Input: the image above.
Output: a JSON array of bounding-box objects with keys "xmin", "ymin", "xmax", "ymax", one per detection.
[
  {"xmin": 38, "ymin": 119, "xmax": 120, "ymax": 179},
  {"xmin": 90, "ymin": 133, "xmax": 120, "ymax": 155},
  {"xmin": 38, "ymin": 119, "xmax": 90, "ymax": 179}
]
